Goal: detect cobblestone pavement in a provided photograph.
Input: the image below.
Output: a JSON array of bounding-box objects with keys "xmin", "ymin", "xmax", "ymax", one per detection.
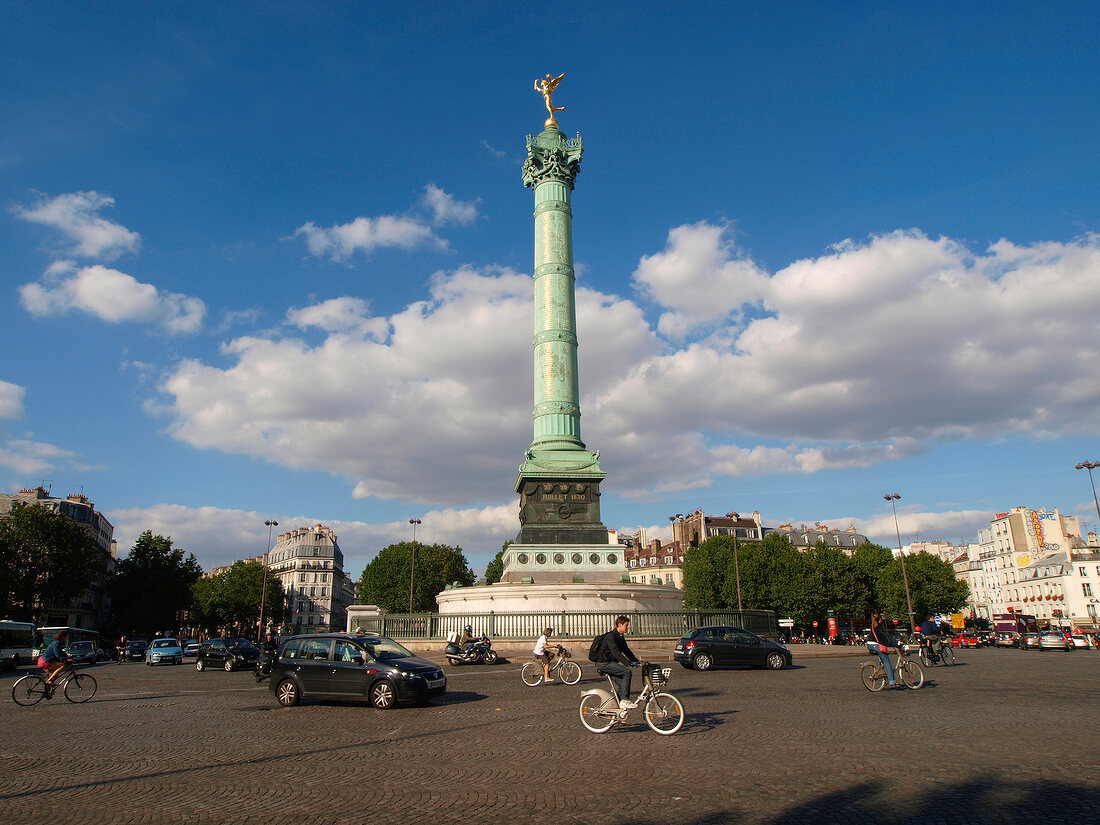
[{"xmin": 1, "ymin": 648, "xmax": 1097, "ymax": 825}]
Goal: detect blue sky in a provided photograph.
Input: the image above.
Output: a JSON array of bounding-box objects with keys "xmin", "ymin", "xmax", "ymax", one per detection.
[{"xmin": 3, "ymin": 3, "xmax": 1099, "ymax": 578}]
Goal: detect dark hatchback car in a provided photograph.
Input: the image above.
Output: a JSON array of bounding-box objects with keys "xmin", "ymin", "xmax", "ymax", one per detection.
[
  {"xmin": 270, "ymin": 633, "xmax": 446, "ymax": 709},
  {"xmin": 196, "ymin": 637, "xmax": 261, "ymax": 672},
  {"xmin": 125, "ymin": 639, "xmax": 149, "ymax": 661},
  {"xmin": 674, "ymin": 625, "xmax": 792, "ymax": 671}
]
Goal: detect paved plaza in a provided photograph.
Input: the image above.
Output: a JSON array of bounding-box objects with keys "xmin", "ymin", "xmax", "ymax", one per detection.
[{"xmin": 1, "ymin": 647, "xmax": 1097, "ymax": 825}]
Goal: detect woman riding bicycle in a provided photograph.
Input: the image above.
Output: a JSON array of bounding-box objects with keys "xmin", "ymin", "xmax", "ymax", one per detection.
[
  {"xmin": 532, "ymin": 627, "xmax": 562, "ymax": 684},
  {"xmin": 37, "ymin": 630, "xmax": 72, "ymax": 686},
  {"xmin": 866, "ymin": 612, "xmax": 898, "ymax": 689}
]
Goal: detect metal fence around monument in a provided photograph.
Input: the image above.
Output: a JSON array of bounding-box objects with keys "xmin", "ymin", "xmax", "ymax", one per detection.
[{"xmin": 348, "ymin": 609, "xmax": 778, "ymax": 641}]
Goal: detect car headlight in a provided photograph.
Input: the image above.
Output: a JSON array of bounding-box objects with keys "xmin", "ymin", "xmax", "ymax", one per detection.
[{"xmin": 399, "ymin": 671, "xmax": 421, "ymax": 680}]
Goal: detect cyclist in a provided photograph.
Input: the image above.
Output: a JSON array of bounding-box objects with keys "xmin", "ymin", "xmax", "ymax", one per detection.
[
  {"xmin": 919, "ymin": 616, "xmax": 941, "ymax": 662},
  {"xmin": 593, "ymin": 615, "xmax": 640, "ymax": 708},
  {"xmin": 866, "ymin": 611, "xmax": 898, "ymax": 689},
  {"xmin": 532, "ymin": 626, "xmax": 562, "ymax": 684},
  {"xmin": 38, "ymin": 630, "xmax": 72, "ymax": 688}
]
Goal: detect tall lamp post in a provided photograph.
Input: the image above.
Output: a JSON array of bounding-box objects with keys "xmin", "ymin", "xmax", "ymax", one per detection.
[
  {"xmin": 884, "ymin": 494, "xmax": 915, "ymax": 632},
  {"xmin": 257, "ymin": 519, "xmax": 278, "ymax": 641},
  {"xmin": 1075, "ymin": 461, "xmax": 1100, "ymax": 534},
  {"xmin": 726, "ymin": 512, "xmax": 744, "ymax": 612},
  {"xmin": 408, "ymin": 518, "xmax": 421, "ymax": 614}
]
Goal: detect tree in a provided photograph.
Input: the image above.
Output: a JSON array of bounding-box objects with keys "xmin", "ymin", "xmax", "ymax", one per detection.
[
  {"xmin": 0, "ymin": 503, "xmax": 108, "ymax": 622},
  {"xmin": 485, "ymin": 541, "xmax": 512, "ymax": 585},
  {"xmin": 188, "ymin": 561, "xmax": 285, "ymax": 637},
  {"xmin": 877, "ymin": 552, "xmax": 969, "ymax": 624},
  {"xmin": 358, "ymin": 542, "xmax": 475, "ymax": 613},
  {"xmin": 110, "ymin": 531, "xmax": 202, "ymax": 637},
  {"xmin": 682, "ymin": 537, "xmax": 736, "ymax": 609}
]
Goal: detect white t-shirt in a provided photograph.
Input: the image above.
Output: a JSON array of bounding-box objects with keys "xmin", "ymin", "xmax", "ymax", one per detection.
[{"xmin": 533, "ymin": 635, "xmax": 549, "ymax": 655}]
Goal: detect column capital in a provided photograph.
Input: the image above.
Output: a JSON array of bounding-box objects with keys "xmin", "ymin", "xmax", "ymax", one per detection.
[{"xmin": 523, "ymin": 128, "xmax": 583, "ymax": 190}]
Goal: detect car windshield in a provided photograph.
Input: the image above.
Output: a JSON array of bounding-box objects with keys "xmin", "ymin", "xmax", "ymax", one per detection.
[
  {"xmin": 152, "ymin": 639, "xmax": 178, "ymax": 649},
  {"xmin": 68, "ymin": 642, "xmax": 91, "ymax": 651},
  {"xmin": 228, "ymin": 638, "xmax": 255, "ymax": 648},
  {"xmin": 130, "ymin": 641, "xmax": 147, "ymax": 648},
  {"xmin": 358, "ymin": 637, "xmax": 414, "ymax": 660}
]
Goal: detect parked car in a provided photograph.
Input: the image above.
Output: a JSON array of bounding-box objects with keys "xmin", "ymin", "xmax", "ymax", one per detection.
[
  {"xmin": 1069, "ymin": 634, "xmax": 1091, "ymax": 650},
  {"xmin": 196, "ymin": 637, "xmax": 261, "ymax": 672},
  {"xmin": 673, "ymin": 625, "xmax": 791, "ymax": 671},
  {"xmin": 269, "ymin": 633, "xmax": 446, "ymax": 709},
  {"xmin": 146, "ymin": 637, "xmax": 184, "ymax": 666},
  {"xmin": 978, "ymin": 631, "xmax": 996, "ymax": 646},
  {"xmin": 65, "ymin": 641, "xmax": 105, "ymax": 664},
  {"xmin": 995, "ymin": 632, "xmax": 1021, "ymax": 648},
  {"xmin": 125, "ymin": 639, "xmax": 149, "ymax": 661},
  {"xmin": 1023, "ymin": 633, "xmax": 1041, "ymax": 649},
  {"xmin": 182, "ymin": 639, "xmax": 200, "ymax": 656},
  {"xmin": 958, "ymin": 633, "xmax": 981, "ymax": 649},
  {"xmin": 1038, "ymin": 631, "xmax": 1073, "ymax": 651}
]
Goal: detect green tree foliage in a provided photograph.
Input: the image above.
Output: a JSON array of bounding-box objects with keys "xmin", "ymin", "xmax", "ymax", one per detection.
[
  {"xmin": 876, "ymin": 552, "xmax": 970, "ymax": 626},
  {"xmin": 110, "ymin": 531, "xmax": 202, "ymax": 637},
  {"xmin": 682, "ymin": 537, "xmax": 736, "ymax": 609},
  {"xmin": 358, "ymin": 542, "xmax": 475, "ymax": 612},
  {"xmin": 0, "ymin": 503, "xmax": 109, "ymax": 621},
  {"xmin": 484, "ymin": 540, "xmax": 512, "ymax": 585},
  {"xmin": 188, "ymin": 561, "xmax": 285, "ymax": 636}
]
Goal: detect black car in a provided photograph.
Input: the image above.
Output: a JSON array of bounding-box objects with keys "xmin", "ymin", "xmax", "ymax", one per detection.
[
  {"xmin": 125, "ymin": 639, "xmax": 149, "ymax": 661},
  {"xmin": 65, "ymin": 641, "xmax": 105, "ymax": 664},
  {"xmin": 269, "ymin": 633, "xmax": 446, "ymax": 709},
  {"xmin": 674, "ymin": 625, "xmax": 792, "ymax": 671},
  {"xmin": 196, "ymin": 637, "xmax": 261, "ymax": 672}
]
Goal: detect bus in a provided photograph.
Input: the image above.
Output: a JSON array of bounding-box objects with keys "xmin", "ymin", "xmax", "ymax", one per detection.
[
  {"xmin": 33, "ymin": 626, "xmax": 101, "ymax": 659},
  {"xmin": 0, "ymin": 620, "xmax": 36, "ymax": 670}
]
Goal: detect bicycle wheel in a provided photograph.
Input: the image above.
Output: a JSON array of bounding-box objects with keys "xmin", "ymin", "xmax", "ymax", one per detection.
[
  {"xmin": 900, "ymin": 660, "xmax": 924, "ymax": 689},
  {"xmin": 579, "ymin": 694, "xmax": 615, "ymax": 733},
  {"xmin": 520, "ymin": 663, "xmax": 543, "ymax": 686},
  {"xmin": 644, "ymin": 692, "xmax": 684, "ymax": 735},
  {"xmin": 860, "ymin": 663, "xmax": 886, "ymax": 692},
  {"xmin": 12, "ymin": 675, "xmax": 48, "ymax": 706},
  {"xmin": 559, "ymin": 660, "xmax": 582, "ymax": 685},
  {"xmin": 943, "ymin": 646, "xmax": 956, "ymax": 666},
  {"xmin": 919, "ymin": 648, "xmax": 931, "ymax": 668},
  {"xmin": 64, "ymin": 673, "xmax": 97, "ymax": 703}
]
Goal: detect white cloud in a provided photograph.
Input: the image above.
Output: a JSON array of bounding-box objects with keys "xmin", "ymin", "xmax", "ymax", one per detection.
[
  {"xmin": 0, "ymin": 436, "xmax": 79, "ymax": 476},
  {"xmin": 155, "ymin": 229, "xmax": 1100, "ymax": 505},
  {"xmin": 107, "ymin": 501, "xmax": 517, "ymax": 577},
  {"xmin": 0, "ymin": 381, "xmax": 25, "ymax": 420},
  {"xmin": 19, "ymin": 264, "xmax": 206, "ymax": 334},
  {"xmin": 846, "ymin": 508, "xmax": 994, "ymax": 547},
  {"xmin": 12, "ymin": 191, "xmax": 140, "ymax": 260},
  {"xmin": 421, "ymin": 184, "xmax": 478, "ymax": 226},
  {"xmin": 292, "ymin": 216, "xmax": 442, "ymax": 262}
]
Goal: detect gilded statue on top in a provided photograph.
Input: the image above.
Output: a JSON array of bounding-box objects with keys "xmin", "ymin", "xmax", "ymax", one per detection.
[{"xmin": 534, "ymin": 72, "xmax": 566, "ymax": 127}]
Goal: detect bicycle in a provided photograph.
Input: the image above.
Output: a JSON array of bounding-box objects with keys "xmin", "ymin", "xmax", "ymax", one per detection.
[
  {"xmin": 579, "ymin": 662, "xmax": 684, "ymax": 735},
  {"xmin": 919, "ymin": 638, "xmax": 956, "ymax": 667},
  {"xmin": 12, "ymin": 660, "xmax": 98, "ymax": 706},
  {"xmin": 860, "ymin": 642, "xmax": 924, "ymax": 691},
  {"xmin": 521, "ymin": 646, "xmax": 581, "ymax": 686}
]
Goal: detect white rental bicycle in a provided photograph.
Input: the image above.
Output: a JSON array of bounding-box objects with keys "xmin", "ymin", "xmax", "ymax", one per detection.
[
  {"xmin": 579, "ymin": 663, "xmax": 684, "ymax": 735},
  {"xmin": 521, "ymin": 646, "xmax": 582, "ymax": 686}
]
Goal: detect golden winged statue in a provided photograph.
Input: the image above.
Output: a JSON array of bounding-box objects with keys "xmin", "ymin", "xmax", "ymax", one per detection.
[{"xmin": 534, "ymin": 72, "xmax": 566, "ymax": 127}]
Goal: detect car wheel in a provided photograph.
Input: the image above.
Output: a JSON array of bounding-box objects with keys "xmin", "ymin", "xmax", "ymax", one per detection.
[
  {"xmin": 765, "ymin": 651, "xmax": 786, "ymax": 670},
  {"xmin": 224, "ymin": 659, "xmax": 234, "ymax": 672},
  {"xmin": 692, "ymin": 652, "xmax": 713, "ymax": 671},
  {"xmin": 196, "ymin": 658, "xmax": 206, "ymax": 672},
  {"xmin": 369, "ymin": 680, "xmax": 395, "ymax": 709},
  {"xmin": 275, "ymin": 679, "xmax": 299, "ymax": 707}
]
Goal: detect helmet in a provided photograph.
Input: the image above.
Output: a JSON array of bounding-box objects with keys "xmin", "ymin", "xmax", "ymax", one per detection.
[{"xmin": 464, "ymin": 625, "xmax": 472, "ymax": 632}]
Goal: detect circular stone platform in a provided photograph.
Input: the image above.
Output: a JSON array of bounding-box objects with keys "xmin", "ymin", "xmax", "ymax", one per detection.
[{"xmin": 435, "ymin": 580, "xmax": 683, "ymax": 614}]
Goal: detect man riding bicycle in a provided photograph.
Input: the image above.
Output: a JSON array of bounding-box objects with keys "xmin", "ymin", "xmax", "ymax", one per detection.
[
  {"xmin": 919, "ymin": 616, "xmax": 943, "ymax": 660},
  {"xmin": 593, "ymin": 616, "xmax": 640, "ymax": 708}
]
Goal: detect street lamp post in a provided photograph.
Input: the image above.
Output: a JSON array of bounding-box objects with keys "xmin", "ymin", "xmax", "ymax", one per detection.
[
  {"xmin": 408, "ymin": 518, "xmax": 421, "ymax": 614},
  {"xmin": 726, "ymin": 512, "xmax": 744, "ymax": 612},
  {"xmin": 257, "ymin": 519, "xmax": 278, "ymax": 641},
  {"xmin": 884, "ymin": 494, "xmax": 915, "ymax": 632},
  {"xmin": 1075, "ymin": 461, "xmax": 1100, "ymax": 534}
]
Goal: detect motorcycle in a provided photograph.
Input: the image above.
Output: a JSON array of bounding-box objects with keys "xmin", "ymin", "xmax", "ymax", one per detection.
[
  {"xmin": 254, "ymin": 651, "xmax": 275, "ymax": 683},
  {"xmin": 445, "ymin": 636, "xmax": 498, "ymax": 665}
]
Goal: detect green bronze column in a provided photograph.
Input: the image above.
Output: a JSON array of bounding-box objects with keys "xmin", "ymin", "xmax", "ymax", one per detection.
[{"xmin": 514, "ymin": 76, "xmax": 605, "ymax": 547}]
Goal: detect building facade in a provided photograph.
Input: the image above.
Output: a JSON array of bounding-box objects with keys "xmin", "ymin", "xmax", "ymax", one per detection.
[
  {"xmin": 768, "ymin": 523, "xmax": 868, "ymax": 555},
  {"xmin": 0, "ymin": 487, "xmax": 115, "ymax": 629},
  {"xmin": 265, "ymin": 524, "xmax": 353, "ymax": 635},
  {"xmin": 623, "ymin": 539, "xmax": 685, "ymax": 588},
  {"xmin": 671, "ymin": 510, "xmax": 765, "ymax": 550}
]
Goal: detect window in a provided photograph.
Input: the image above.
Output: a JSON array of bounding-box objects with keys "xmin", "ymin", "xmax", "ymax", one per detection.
[
  {"xmin": 299, "ymin": 638, "xmax": 328, "ymax": 659},
  {"xmin": 321, "ymin": 587, "xmax": 328, "ymax": 596},
  {"xmin": 1084, "ymin": 583, "xmax": 1094, "ymax": 598},
  {"xmin": 630, "ymin": 559, "xmax": 636, "ymax": 568},
  {"xmin": 664, "ymin": 556, "xmax": 673, "ymax": 564},
  {"xmin": 1081, "ymin": 567, "xmax": 1088, "ymax": 577},
  {"xmin": 299, "ymin": 573, "xmax": 307, "ymax": 582},
  {"xmin": 665, "ymin": 574, "xmax": 673, "ymax": 585}
]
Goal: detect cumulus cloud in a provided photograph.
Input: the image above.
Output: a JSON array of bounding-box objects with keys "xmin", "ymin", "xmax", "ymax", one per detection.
[
  {"xmin": 155, "ymin": 229, "xmax": 1100, "ymax": 505},
  {"xmin": 0, "ymin": 381, "xmax": 25, "ymax": 420},
  {"xmin": 107, "ymin": 501, "xmax": 517, "ymax": 575},
  {"xmin": 19, "ymin": 263, "xmax": 205, "ymax": 334},
  {"xmin": 421, "ymin": 184, "xmax": 478, "ymax": 226},
  {"xmin": 12, "ymin": 191, "xmax": 140, "ymax": 260},
  {"xmin": 0, "ymin": 436, "xmax": 80, "ymax": 476},
  {"xmin": 292, "ymin": 216, "xmax": 442, "ymax": 262},
  {"xmin": 847, "ymin": 508, "xmax": 995, "ymax": 547}
]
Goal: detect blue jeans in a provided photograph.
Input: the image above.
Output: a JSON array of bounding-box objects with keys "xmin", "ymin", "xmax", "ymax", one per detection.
[
  {"xmin": 598, "ymin": 662, "xmax": 632, "ymax": 701},
  {"xmin": 870, "ymin": 646, "xmax": 896, "ymax": 685}
]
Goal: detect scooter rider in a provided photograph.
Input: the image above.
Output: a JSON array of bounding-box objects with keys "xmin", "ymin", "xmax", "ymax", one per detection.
[{"xmin": 458, "ymin": 625, "xmax": 478, "ymax": 651}]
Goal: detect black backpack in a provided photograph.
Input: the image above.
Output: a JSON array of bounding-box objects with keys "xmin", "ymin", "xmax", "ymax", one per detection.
[{"xmin": 588, "ymin": 631, "xmax": 610, "ymax": 662}]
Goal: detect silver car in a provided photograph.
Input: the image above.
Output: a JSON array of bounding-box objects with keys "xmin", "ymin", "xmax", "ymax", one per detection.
[{"xmin": 1038, "ymin": 631, "xmax": 1072, "ymax": 652}]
